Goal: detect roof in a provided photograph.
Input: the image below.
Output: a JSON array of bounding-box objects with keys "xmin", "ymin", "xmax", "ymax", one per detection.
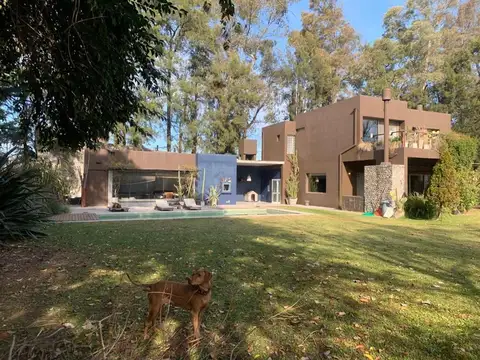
[{"xmin": 237, "ymin": 160, "xmax": 284, "ymax": 167}]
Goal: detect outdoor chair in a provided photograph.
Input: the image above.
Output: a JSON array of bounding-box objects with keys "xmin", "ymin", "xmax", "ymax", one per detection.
[
  {"xmin": 183, "ymin": 198, "xmax": 201, "ymax": 210},
  {"xmin": 154, "ymin": 199, "xmax": 175, "ymax": 211}
]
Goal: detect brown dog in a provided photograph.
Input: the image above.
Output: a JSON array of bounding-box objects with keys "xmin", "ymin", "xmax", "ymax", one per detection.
[{"xmin": 127, "ymin": 269, "xmax": 212, "ymax": 340}]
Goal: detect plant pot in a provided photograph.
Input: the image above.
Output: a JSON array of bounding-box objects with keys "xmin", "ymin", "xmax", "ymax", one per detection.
[
  {"xmin": 288, "ymin": 198, "xmax": 297, "ymax": 205},
  {"xmin": 412, "ymin": 143, "xmax": 418, "ymax": 149},
  {"xmin": 200, "ymin": 201, "xmax": 205, "ymax": 207},
  {"xmin": 423, "ymin": 144, "xmax": 430, "ymax": 149},
  {"xmin": 111, "ymin": 197, "xmax": 119, "ymax": 203},
  {"xmin": 305, "ymin": 200, "xmax": 310, "ymax": 206}
]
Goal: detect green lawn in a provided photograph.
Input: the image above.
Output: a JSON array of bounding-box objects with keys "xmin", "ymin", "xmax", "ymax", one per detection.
[{"xmin": 1, "ymin": 211, "xmax": 479, "ymax": 359}]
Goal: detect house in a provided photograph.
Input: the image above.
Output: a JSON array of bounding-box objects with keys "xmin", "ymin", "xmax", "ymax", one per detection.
[
  {"xmin": 81, "ymin": 139, "xmax": 284, "ymax": 207},
  {"xmin": 261, "ymin": 91, "xmax": 451, "ymax": 211},
  {"xmin": 81, "ymin": 91, "xmax": 451, "ymax": 211}
]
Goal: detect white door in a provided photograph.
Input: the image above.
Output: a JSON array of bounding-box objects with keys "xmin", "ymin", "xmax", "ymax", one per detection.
[{"xmin": 271, "ymin": 179, "xmax": 281, "ymax": 203}]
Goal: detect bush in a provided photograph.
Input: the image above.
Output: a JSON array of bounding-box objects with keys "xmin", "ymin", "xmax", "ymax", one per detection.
[
  {"xmin": 427, "ymin": 145, "xmax": 460, "ymax": 214},
  {"xmin": 45, "ymin": 199, "xmax": 71, "ymax": 215},
  {"xmin": 457, "ymin": 169, "xmax": 480, "ymax": 212},
  {"xmin": 0, "ymin": 149, "xmax": 50, "ymax": 242},
  {"xmin": 35, "ymin": 157, "xmax": 74, "ymax": 203},
  {"xmin": 404, "ymin": 194, "xmax": 437, "ymax": 220},
  {"xmin": 444, "ymin": 132, "xmax": 478, "ymax": 170},
  {"xmin": 286, "ymin": 152, "xmax": 299, "ymax": 199}
]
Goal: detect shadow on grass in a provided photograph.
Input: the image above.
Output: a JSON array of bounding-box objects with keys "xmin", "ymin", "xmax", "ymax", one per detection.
[{"xmin": 0, "ymin": 213, "xmax": 479, "ymax": 359}]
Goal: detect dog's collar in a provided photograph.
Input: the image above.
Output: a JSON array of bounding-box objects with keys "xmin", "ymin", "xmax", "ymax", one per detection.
[{"xmin": 194, "ymin": 286, "xmax": 211, "ymax": 296}]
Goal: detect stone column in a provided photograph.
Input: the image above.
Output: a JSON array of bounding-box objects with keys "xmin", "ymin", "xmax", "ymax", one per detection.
[{"xmin": 364, "ymin": 163, "xmax": 405, "ymax": 213}]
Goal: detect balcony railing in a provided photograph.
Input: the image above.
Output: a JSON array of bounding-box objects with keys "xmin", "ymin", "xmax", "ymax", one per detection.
[{"xmin": 358, "ymin": 129, "xmax": 441, "ymax": 152}]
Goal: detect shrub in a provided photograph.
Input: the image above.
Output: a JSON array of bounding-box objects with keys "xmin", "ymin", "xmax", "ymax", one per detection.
[
  {"xmin": 0, "ymin": 149, "xmax": 50, "ymax": 242},
  {"xmin": 286, "ymin": 152, "xmax": 299, "ymax": 199},
  {"xmin": 404, "ymin": 194, "xmax": 437, "ymax": 220},
  {"xmin": 45, "ymin": 199, "xmax": 71, "ymax": 215},
  {"xmin": 457, "ymin": 169, "xmax": 480, "ymax": 212},
  {"xmin": 444, "ymin": 132, "xmax": 478, "ymax": 170},
  {"xmin": 427, "ymin": 145, "xmax": 460, "ymax": 214},
  {"xmin": 35, "ymin": 156, "xmax": 75, "ymax": 200}
]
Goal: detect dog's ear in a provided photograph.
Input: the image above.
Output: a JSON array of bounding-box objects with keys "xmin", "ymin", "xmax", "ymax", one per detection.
[
  {"xmin": 186, "ymin": 277, "xmax": 192, "ymax": 285},
  {"xmin": 204, "ymin": 270, "xmax": 212, "ymax": 282}
]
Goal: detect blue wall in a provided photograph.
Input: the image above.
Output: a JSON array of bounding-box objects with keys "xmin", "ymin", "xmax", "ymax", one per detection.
[
  {"xmin": 196, "ymin": 154, "xmax": 237, "ymax": 205},
  {"xmin": 237, "ymin": 166, "xmax": 280, "ymax": 202}
]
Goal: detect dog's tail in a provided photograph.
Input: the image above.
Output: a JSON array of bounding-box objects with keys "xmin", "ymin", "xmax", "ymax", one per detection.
[{"xmin": 126, "ymin": 273, "xmax": 150, "ymax": 290}]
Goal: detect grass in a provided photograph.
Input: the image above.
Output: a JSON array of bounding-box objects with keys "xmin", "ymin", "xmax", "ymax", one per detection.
[{"xmin": 1, "ymin": 210, "xmax": 479, "ymax": 359}]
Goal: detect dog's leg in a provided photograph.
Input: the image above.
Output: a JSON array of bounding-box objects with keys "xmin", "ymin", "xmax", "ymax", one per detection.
[
  {"xmin": 144, "ymin": 297, "xmax": 162, "ymax": 340},
  {"xmin": 191, "ymin": 310, "xmax": 201, "ymax": 339}
]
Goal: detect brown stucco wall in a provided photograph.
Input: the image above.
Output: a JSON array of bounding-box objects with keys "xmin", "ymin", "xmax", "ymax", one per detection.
[
  {"xmin": 358, "ymin": 96, "xmax": 451, "ymax": 133},
  {"xmin": 295, "ymin": 97, "xmax": 360, "ymax": 208},
  {"xmin": 85, "ymin": 149, "xmax": 196, "ymax": 171},
  {"xmin": 262, "ymin": 122, "xmax": 296, "ymax": 202},
  {"xmin": 85, "ymin": 170, "xmax": 108, "ymax": 206},
  {"xmin": 239, "ymin": 139, "xmax": 257, "ymax": 158}
]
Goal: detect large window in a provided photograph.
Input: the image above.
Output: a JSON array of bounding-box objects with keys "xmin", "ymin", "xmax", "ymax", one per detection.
[
  {"xmin": 113, "ymin": 170, "xmax": 179, "ymax": 199},
  {"xmin": 287, "ymin": 135, "xmax": 296, "ymax": 154},
  {"xmin": 363, "ymin": 118, "xmax": 402, "ymax": 143},
  {"xmin": 307, "ymin": 174, "xmax": 327, "ymax": 193}
]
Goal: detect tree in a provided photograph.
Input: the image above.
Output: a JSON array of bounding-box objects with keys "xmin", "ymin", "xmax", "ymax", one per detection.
[
  {"xmin": 0, "ymin": 0, "xmax": 235, "ymax": 152},
  {"xmin": 430, "ymin": 38, "xmax": 480, "ymax": 140},
  {"xmin": 285, "ymin": 0, "xmax": 358, "ymax": 118}
]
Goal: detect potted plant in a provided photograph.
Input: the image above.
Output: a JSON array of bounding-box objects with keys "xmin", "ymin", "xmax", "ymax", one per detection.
[
  {"xmin": 286, "ymin": 152, "xmax": 299, "ymax": 205},
  {"xmin": 207, "ymin": 185, "xmax": 220, "ymax": 207},
  {"xmin": 357, "ymin": 140, "xmax": 373, "ymax": 152},
  {"xmin": 389, "ymin": 136, "xmax": 402, "ymax": 153}
]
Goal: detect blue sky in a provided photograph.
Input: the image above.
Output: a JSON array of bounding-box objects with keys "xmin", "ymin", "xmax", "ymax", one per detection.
[{"xmin": 285, "ymin": 0, "xmax": 405, "ymax": 45}]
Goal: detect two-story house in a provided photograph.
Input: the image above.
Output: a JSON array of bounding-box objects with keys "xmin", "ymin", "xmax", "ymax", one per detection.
[{"xmin": 262, "ymin": 93, "xmax": 451, "ymax": 211}]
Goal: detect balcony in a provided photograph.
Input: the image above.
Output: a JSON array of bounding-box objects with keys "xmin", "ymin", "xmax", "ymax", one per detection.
[
  {"xmin": 360, "ymin": 129, "xmax": 440, "ymax": 151},
  {"xmin": 343, "ymin": 129, "xmax": 441, "ymax": 163}
]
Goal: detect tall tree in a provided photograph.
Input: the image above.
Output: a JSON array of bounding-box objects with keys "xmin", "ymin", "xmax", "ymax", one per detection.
[{"xmin": 285, "ymin": 0, "xmax": 358, "ymax": 119}]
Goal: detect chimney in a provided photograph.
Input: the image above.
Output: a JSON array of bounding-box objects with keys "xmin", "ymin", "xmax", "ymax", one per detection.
[
  {"xmin": 239, "ymin": 139, "xmax": 257, "ymax": 160},
  {"xmin": 382, "ymin": 88, "xmax": 392, "ymax": 164}
]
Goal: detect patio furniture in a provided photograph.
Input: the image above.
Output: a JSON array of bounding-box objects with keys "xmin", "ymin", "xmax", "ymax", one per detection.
[
  {"xmin": 154, "ymin": 199, "xmax": 175, "ymax": 211},
  {"xmin": 108, "ymin": 202, "xmax": 129, "ymax": 212},
  {"xmin": 183, "ymin": 198, "xmax": 201, "ymax": 210}
]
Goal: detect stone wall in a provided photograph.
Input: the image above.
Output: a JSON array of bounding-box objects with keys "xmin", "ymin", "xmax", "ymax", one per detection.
[{"xmin": 364, "ymin": 163, "xmax": 405, "ymax": 212}]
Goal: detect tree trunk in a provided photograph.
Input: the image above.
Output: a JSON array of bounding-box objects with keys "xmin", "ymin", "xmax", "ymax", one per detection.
[
  {"xmin": 191, "ymin": 94, "xmax": 198, "ymax": 154},
  {"xmin": 166, "ymin": 71, "xmax": 172, "ymax": 152},
  {"xmin": 178, "ymin": 95, "xmax": 187, "ymax": 154}
]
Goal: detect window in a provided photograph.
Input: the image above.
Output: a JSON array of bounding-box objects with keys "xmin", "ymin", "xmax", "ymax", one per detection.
[
  {"xmin": 222, "ymin": 182, "xmax": 232, "ymax": 194},
  {"xmin": 409, "ymin": 174, "xmax": 431, "ymax": 195},
  {"xmin": 363, "ymin": 118, "xmax": 378, "ymax": 142},
  {"xmin": 287, "ymin": 135, "xmax": 296, "ymax": 154},
  {"xmin": 307, "ymin": 174, "xmax": 327, "ymax": 193},
  {"xmin": 114, "ymin": 170, "xmax": 179, "ymax": 199},
  {"xmin": 363, "ymin": 118, "xmax": 402, "ymax": 143}
]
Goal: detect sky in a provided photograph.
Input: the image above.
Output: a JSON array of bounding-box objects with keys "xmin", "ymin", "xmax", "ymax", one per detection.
[{"xmin": 285, "ymin": 0, "xmax": 405, "ymax": 45}]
